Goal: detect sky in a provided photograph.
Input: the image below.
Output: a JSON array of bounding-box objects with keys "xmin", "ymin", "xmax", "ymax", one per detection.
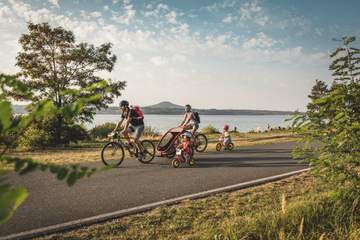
[{"xmin": 0, "ymin": 0, "xmax": 360, "ymax": 111}]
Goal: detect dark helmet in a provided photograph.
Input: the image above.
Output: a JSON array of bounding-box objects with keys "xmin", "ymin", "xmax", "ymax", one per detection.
[{"xmin": 119, "ymin": 100, "xmax": 129, "ymax": 107}]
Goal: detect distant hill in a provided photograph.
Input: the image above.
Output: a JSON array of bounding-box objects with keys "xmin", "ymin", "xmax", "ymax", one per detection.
[
  {"xmin": 12, "ymin": 102, "xmax": 295, "ymax": 115},
  {"xmin": 145, "ymin": 101, "xmax": 183, "ymax": 109},
  {"xmin": 101, "ymin": 102, "xmax": 294, "ymax": 115}
]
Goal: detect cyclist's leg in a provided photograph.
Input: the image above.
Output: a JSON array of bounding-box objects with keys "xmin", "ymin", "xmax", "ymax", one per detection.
[
  {"xmin": 191, "ymin": 123, "xmax": 199, "ymax": 135},
  {"xmin": 122, "ymin": 126, "xmax": 134, "ymax": 146},
  {"xmin": 224, "ymin": 137, "xmax": 230, "ymax": 147},
  {"xmin": 133, "ymin": 125, "xmax": 145, "ymax": 152}
]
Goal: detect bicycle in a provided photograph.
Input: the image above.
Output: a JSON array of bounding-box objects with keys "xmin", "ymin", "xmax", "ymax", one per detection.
[
  {"xmin": 216, "ymin": 140, "xmax": 234, "ymax": 151},
  {"xmin": 101, "ymin": 132, "xmax": 155, "ymax": 167}
]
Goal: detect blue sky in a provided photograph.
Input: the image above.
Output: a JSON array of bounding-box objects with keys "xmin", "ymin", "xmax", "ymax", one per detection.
[{"xmin": 0, "ymin": 0, "xmax": 359, "ymax": 110}]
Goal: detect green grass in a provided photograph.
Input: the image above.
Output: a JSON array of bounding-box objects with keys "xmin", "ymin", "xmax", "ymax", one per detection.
[{"xmin": 37, "ymin": 172, "xmax": 360, "ymax": 240}]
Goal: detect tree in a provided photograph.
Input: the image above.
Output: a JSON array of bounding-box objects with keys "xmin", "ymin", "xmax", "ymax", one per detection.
[
  {"xmin": 0, "ymin": 74, "xmax": 100, "ymax": 224},
  {"xmin": 5, "ymin": 22, "xmax": 126, "ymax": 144},
  {"xmin": 292, "ymin": 36, "xmax": 360, "ymax": 195}
]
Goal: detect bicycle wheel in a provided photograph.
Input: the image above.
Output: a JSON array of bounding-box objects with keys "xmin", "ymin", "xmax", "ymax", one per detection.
[
  {"xmin": 138, "ymin": 140, "xmax": 156, "ymax": 164},
  {"xmin": 188, "ymin": 158, "xmax": 196, "ymax": 167},
  {"xmin": 166, "ymin": 145, "xmax": 176, "ymax": 159},
  {"xmin": 194, "ymin": 133, "xmax": 208, "ymax": 152},
  {"xmin": 172, "ymin": 159, "xmax": 181, "ymax": 168},
  {"xmin": 216, "ymin": 143, "xmax": 222, "ymax": 151},
  {"xmin": 101, "ymin": 142, "xmax": 125, "ymax": 167},
  {"xmin": 227, "ymin": 143, "xmax": 234, "ymax": 151}
]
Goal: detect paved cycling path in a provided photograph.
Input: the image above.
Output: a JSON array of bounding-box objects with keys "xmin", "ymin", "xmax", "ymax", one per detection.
[{"xmin": 0, "ymin": 142, "xmax": 307, "ymax": 237}]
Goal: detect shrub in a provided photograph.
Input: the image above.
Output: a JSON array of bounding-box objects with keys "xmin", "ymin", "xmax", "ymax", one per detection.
[
  {"xmin": 17, "ymin": 127, "xmax": 50, "ymax": 150},
  {"xmin": 0, "ymin": 114, "xmax": 23, "ymax": 147},
  {"xmin": 17, "ymin": 119, "xmax": 89, "ymax": 149},
  {"xmin": 201, "ymin": 125, "xmax": 220, "ymax": 134},
  {"xmin": 62, "ymin": 124, "xmax": 89, "ymax": 144},
  {"xmin": 143, "ymin": 126, "xmax": 160, "ymax": 137},
  {"xmin": 89, "ymin": 122, "xmax": 116, "ymax": 139}
]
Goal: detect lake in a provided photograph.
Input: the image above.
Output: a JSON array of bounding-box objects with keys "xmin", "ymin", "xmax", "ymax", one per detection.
[{"xmin": 87, "ymin": 114, "xmax": 292, "ymax": 133}]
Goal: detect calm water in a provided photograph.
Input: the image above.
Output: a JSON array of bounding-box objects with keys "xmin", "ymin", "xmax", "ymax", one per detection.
[{"xmin": 87, "ymin": 114, "xmax": 292, "ymax": 133}]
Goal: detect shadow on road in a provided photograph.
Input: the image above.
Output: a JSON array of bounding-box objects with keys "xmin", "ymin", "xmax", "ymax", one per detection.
[
  {"xmin": 146, "ymin": 155, "xmax": 306, "ymax": 169},
  {"xmin": 210, "ymin": 148, "xmax": 293, "ymax": 154},
  {"xmin": 193, "ymin": 156, "xmax": 304, "ymax": 168}
]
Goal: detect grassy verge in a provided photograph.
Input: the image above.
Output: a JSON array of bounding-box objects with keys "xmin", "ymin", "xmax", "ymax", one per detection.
[{"xmin": 38, "ymin": 172, "xmax": 360, "ymax": 240}]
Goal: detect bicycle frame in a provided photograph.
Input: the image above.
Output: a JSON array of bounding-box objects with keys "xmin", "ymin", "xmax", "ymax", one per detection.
[{"xmin": 109, "ymin": 134, "xmax": 140, "ymax": 155}]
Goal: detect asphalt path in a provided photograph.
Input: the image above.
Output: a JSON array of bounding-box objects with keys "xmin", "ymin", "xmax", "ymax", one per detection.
[{"xmin": 0, "ymin": 141, "xmax": 307, "ymax": 237}]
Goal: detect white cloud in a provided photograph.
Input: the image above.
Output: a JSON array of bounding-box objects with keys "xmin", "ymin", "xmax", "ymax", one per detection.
[
  {"xmin": 150, "ymin": 56, "xmax": 167, "ymax": 66},
  {"xmin": 90, "ymin": 11, "xmax": 101, "ymax": 18},
  {"xmin": 157, "ymin": 3, "xmax": 169, "ymax": 11},
  {"xmin": 242, "ymin": 32, "xmax": 277, "ymax": 49},
  {"xmin": 172, "ymin": 54, "xmax": 187, "ymax": 63},
  {"xmin": 49, "ymin": 0, "xmax": 60, "ymax": 8},
  {"xmin": 0, "ymin": 5, "xmax": 12, "ymax": 20},
  {"xmin": 112, "ymin": 2, "xmax": 136, "ymax": 25},
  {"xmin": 166, "ymin": 11, "xmax": 177, "ymax": 24},
  {"xmin": 239, "ymin": 1, "xmax": 261, "ymax": 19},
  {"xmin": 239, "ymin": 0, "xmax": 269, "ymax": 26},
  {"xmin": 144, "ymin": 3, "xmax": 169, "ymax": 18},
  {"xmin": 121, "ymin": 53, "xmax": 134, "ymax": 62},
  {"xmin": 222, "ymin": 14, "xmax": 233, "ymax": 23},
  {"xmin": 254, "ymin": 15, "xmax": 269, "ymax": 26},
  {"xmin": 170, "ymin": 23, "xmax": 189, "ymax": 35},
  {"xmin": 207, "ymin": 0, "xmax": 236, "ymax": 12}
]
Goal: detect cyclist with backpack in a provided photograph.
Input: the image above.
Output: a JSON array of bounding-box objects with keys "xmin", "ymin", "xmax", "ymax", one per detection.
[
  {"xmin": 111, "ymin": 100, "xmax": 145, "ymax": 160},
  {"xmin": 179, "ymin": 104, "xmax": 200, "ymax": 135}
]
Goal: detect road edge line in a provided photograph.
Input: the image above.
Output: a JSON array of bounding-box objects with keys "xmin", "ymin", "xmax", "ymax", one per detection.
[{"xmin": 1, "ymin": 168, "xmax": 310, "ymax": 240}]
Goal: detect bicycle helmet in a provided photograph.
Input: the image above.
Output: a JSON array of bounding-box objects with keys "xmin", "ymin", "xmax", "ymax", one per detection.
[
  {"xmin": 182, "ymin": 131, "xmax": 192, "ymax": 139},
  {"xmin": 223, "ymin": 124, "xmax": 229, "ymax": 131},
  {"xmin": 119, "ymin": 100, "xmax": 129, "ymax": 107}
]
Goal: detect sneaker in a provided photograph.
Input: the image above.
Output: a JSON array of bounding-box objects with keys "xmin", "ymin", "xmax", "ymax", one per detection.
[{"xmin": 137, "ymin": 151, "xmax": 144, "ymax": 161}]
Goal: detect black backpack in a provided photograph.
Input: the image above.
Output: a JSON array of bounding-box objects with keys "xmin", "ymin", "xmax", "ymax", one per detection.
[{"xmin": 193, "ymin": 111, "xmax": 200, "ymax": 123}]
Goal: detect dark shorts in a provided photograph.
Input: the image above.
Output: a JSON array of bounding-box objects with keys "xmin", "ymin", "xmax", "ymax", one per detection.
[{"xmin": 126, "ymin": 124, "xmax": 145, "ymax": 139}]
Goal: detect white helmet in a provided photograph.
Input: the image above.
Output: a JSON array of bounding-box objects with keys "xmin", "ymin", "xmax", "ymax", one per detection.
[{"xmin": 182, "ymin": 132, "xmax": 192, "ymax": 139}]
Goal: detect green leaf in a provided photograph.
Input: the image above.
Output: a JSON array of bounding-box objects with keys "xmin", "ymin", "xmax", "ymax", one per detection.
[
  {"xmin": 0, "ymin": 100, "xmax": 12, "ymax": 131},
  {"xmin": 14, "ymin": 159, "xmax": 26, "ymax": 172},
  {"xmin": 19, "ymin": 161, "xmax": 38, "ymax": 175},
  {"xmin": 56, "ymin": 168, "xmax": 69, "ymax": 180},
  {"xmin": 335, "ymin": 112, "xmax": 345, "ymax": 120},
  {"xmin": 67, "ymin": 171, "xmax": 78, "ymax": 186},
  {"xmin": 0, "ymin": 185, "xmax": 28, "ymax": 224}
]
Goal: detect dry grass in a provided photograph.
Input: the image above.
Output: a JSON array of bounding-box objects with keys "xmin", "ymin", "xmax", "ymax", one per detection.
[{"xmin": 6, "ymin": 148, "xmax": 101, "ymax": 165}]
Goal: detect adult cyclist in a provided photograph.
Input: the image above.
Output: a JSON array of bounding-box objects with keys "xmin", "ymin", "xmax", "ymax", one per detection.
[
  {"xmin": 179, "ymin": 104, "xmax": 200, "ymax": 135},
  {"xmin": 111, "ymin": 100, "xmax": 145, "ymax": 160}
]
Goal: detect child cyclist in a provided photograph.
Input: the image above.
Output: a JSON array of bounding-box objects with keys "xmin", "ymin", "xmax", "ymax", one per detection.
[
  {"xmin": 220, "ymin": 124, "xmax": 232, "ymax": 148},
  {"xmin": 175, "ymin": 132, "xmax": 194, "ymax": 165}
]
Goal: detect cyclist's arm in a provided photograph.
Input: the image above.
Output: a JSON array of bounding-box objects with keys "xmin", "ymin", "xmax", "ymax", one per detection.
[
  {"xmin": 121, "ymin": 116, "xmax": 131, "ymax": 133},
  {"xmin": 113, "ymin": 118, "xmax": 124, "ymax": 132},
  {"xmin": 179, "ymin": 113, "xmax": 188, "ymax": 126}
]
